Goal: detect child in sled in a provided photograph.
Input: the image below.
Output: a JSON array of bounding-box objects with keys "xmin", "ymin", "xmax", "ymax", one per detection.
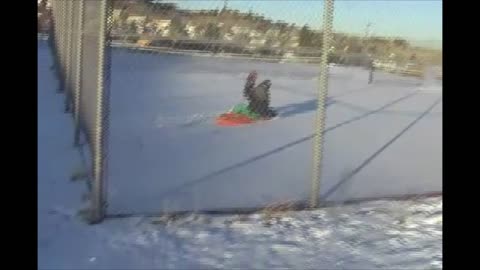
[{"xmin": 242, "ymin": 71, "xmax": 277, "ymax": 118}]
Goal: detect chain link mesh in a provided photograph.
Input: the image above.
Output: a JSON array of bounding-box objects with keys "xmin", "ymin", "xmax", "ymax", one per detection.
[
  {"xmin": 73, "ymin": 0, "xmax": 85, "ymax": 146},
  {"xmin": 84, "ymin": 0, "xmax": 111, "ymax": 223},
  {"xmin": 64, "ymin": 0, "xmax": 73, "ymax": 112},
  {"xmin": 90, "ymin": 0, "xmax": 112, "ymax": 223},
  {"xmin": 58, "ymin": 0, "xmax": 66, "ymax": 93},
  {"xmin": 42, "ymin": 0, "xmax": 441, "ymax": 223},
  {"xmin": 55, "ymin": 0, "xmax": 62, "ymax": 82},
  {"xmin": 48, "ymin": 0, "xmax": 112, "ymax": 223}
]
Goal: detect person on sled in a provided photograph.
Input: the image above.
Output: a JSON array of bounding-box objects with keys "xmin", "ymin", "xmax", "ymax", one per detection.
[{"xmin": 243, "ymin": 71, "xmax": 277, "ymax": 118}]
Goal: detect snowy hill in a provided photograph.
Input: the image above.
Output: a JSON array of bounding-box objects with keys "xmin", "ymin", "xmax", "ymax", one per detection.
[{"xmin": 38, "ymin": 41, "xmax": 442, "ymax": 269}]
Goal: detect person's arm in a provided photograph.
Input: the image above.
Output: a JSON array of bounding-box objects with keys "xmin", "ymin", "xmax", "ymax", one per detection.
[{"xmin": 243, "ymin": 71, "xmax": 257, "ymax": 101}]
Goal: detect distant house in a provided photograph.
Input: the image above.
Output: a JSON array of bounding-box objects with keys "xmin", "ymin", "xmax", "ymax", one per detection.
[
  {"xmin": 231, "ymin": 26, "xmax": 250, "ymax": 35},
  {"xmin": 126, "ymin": 15, "xmax": 147, "ymax": 25},
  {"xmin": 153, "ymin": 19, "xmax": 172, "ymax": 30},
  {"xmin": 158, "ymin": 29, "xmax": 170, "ymax": 37},
  {"xmin": 146, "ymin": 18, "xmax": 172, "ymax": 36},
  {"xmin": 249, "ymin": 38, "xmax": 267, "ymax": 46},
  {"xmin": 265, "ymin": 29, "xmax": 280, "ymax": 37},
  {"xmin": 185, "ymin": 23, "xmax": 197, "ymax": 38},
  {"xmin": 249, "ymin": 30, "xmax": 262, "ymax": 38},
  {"xmin": 124, "ymin": 15, "xmax": 146, "ymax": 34},
  {"xmin": 223, "ymin": 32, "xmax": 234, "ymax": 41},
  {"xmin": 112, "ymin": 9, "xmax": 122, "ymax": 22}
]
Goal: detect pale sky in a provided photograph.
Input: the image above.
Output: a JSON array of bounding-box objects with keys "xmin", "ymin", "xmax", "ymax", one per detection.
[{"xmin": 168, "ymin": 0, "xmax": 442, "ymax": 48}]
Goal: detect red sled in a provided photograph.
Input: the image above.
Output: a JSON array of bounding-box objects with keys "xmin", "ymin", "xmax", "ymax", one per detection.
[{"xmin": 215, "ymin": 112, "xmax": 256, "ymax": 127}]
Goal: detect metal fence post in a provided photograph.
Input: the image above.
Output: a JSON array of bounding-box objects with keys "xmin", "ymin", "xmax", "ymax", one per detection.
[
  {"xmin": 51, "ymin": 0, "xmax": 62, "ymax": 84},
  {"xmin": 310, "ymin": 0, "xmax": 335, "ymax": 208},
  {"xmin": 58, "ymin": 0, "xmax": 67, "ymax": 93},
  {"xmin": 64, "ymin": 0, "xmax": 74, "ymax": 113},
  {"xmin": 74, "ymin": 0, "xmax": 85, "ymax": 146},
  {"xmin": 90, "ymin": 0, "xmax": 111, "ymax": 223}
]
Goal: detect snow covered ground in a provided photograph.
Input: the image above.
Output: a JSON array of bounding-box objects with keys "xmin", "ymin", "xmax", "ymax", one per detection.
[
  {"xmin": 107, "ymin": 48, "xmax": 441, "ymax": 214},
  {"xmin": 38, "ymin": 41, "xmax": 442, "ymax": 269}
]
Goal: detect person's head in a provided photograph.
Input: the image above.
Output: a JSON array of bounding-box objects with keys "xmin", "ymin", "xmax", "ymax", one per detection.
[{"xmin": 247, "ymin": 70, "xmax": 258, "ymax": 82}]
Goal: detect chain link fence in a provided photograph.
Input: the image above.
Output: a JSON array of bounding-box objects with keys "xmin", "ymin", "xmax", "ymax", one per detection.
[
  {"xmin": 49, "ymin": 0, "xmax": 112, "ymax": 223},
  {"xmin": 43, "ymin": 0, "xmax": 441, "ymax": 223}
]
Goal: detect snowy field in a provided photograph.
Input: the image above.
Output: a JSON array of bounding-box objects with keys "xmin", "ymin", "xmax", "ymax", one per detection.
[
  {"xmin": 107, "ymin": 47, "xmax": 442, "ymax": 214},
  {"xmin": 38, "ymin": 41, "xmax": 442, "ymax": 269}
]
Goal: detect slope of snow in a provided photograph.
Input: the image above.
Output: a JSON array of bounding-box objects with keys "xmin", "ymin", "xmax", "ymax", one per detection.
[
  {"xmin": 107, "ymin": 49, "xmax": 442, "ymax": 214},
  {"xmin": 38, "ymin": 41, "xmax": 442, "ymax": 269}
]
